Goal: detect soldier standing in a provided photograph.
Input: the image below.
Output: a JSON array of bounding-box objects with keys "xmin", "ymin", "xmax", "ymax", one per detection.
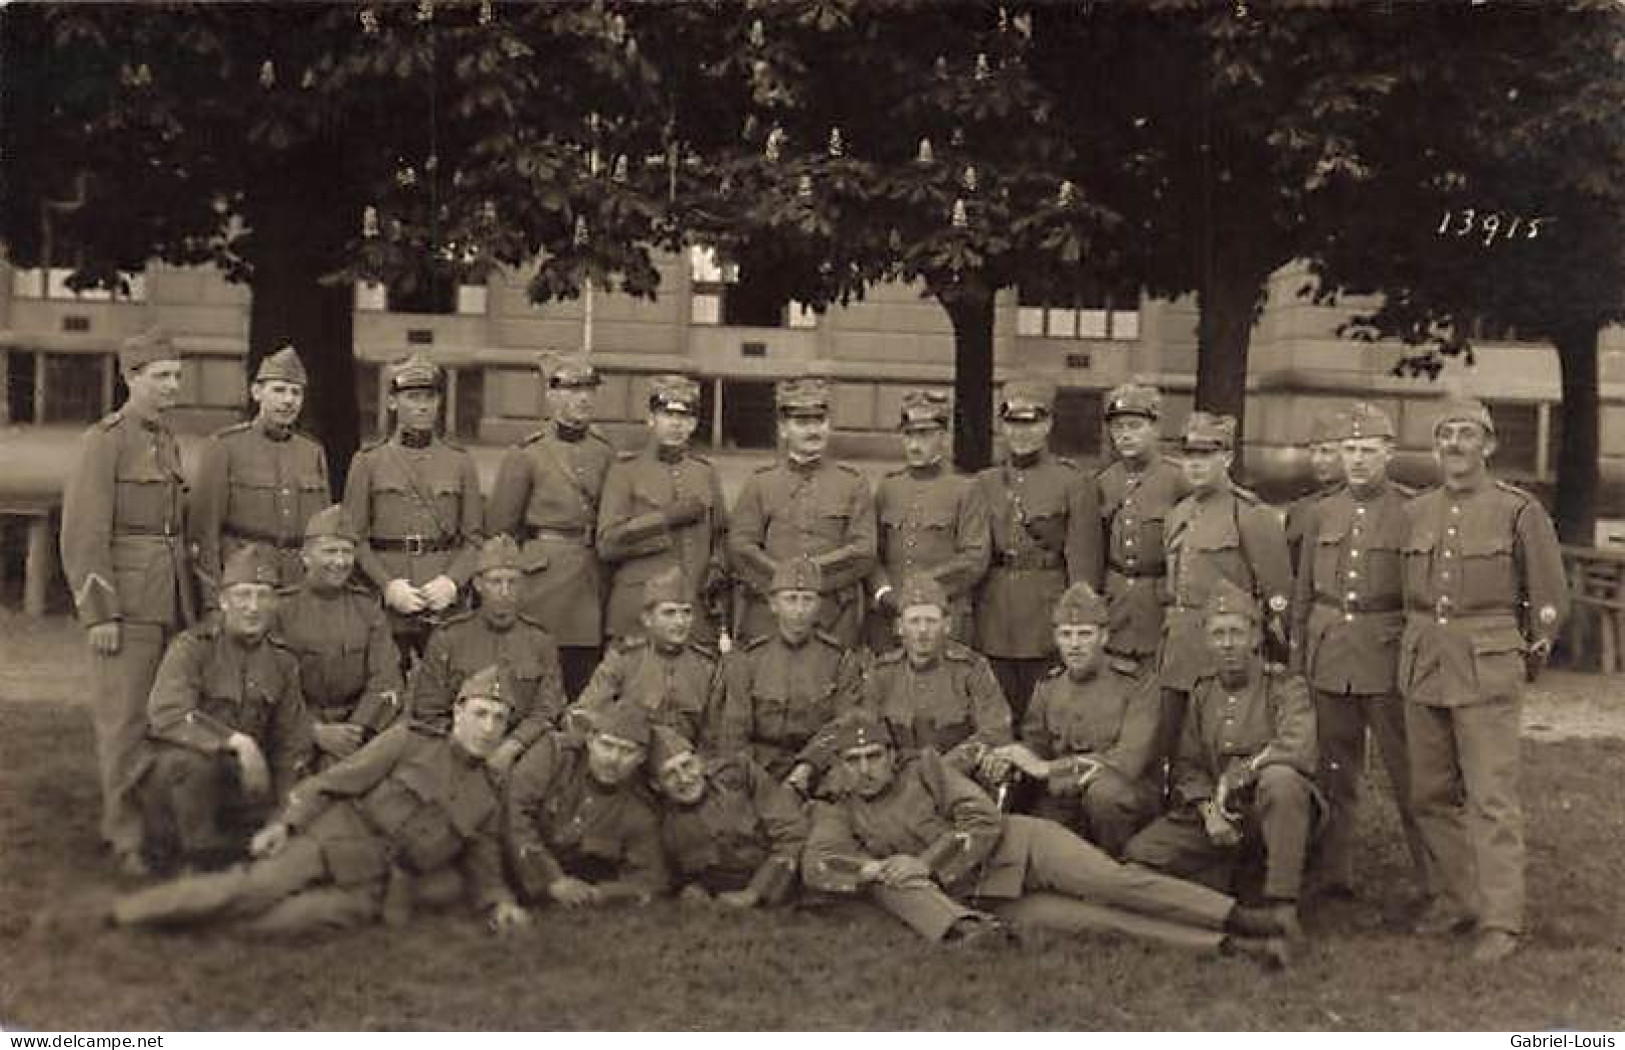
[
  {"xmin": 487, "ymin": 354, "xmax": 616, "ymax": 699},
  {"xmin": 342, "ymin": 353, "xmax": 483, "ymax": 663},
  {"xmin": 1290, "ymin": 403, "xmax": 1428, "ymax": 900},
  {"xmin": 114, "ymin": 665, "xmax": 530, "ymax": 936},
  {"xmin": 60, "ymin": 328, "xmax": 197, "ymax": 877},
  {"xmin": 274, "ymin": 505, "xmax": 404, "ymax": 768},
  {"xmin": 1157, "ymin": 413, "xmax": 1293, "ymax": 774},
  {"xmin": 1125, "ymin": 579, "xmax": 1319, "ymax": 936},
  {"xmin": 705, "ymin": 556, "xmax": 866, "ymax": 793},
  {"xmin": 729, "ymin": 377, "xmax": 878, "ymax": 648},
  {"xmin": 597, "ymin": 374, "xmax": 728, "ymax": 647},
  {"xmin": 141, "ymin": 545, "xmax": 313, "ymax": 872},
  {"xmin": 1087, "ymin": 382, "xmax": 1189, "ymax": 675},
  {"xmin": 867, "ymin": 389, "xmax": 990, "ymax": 649},
  {"xmin": 190, "ymin": 344, "xmax": 330, "ymax": 601},
  {"xmin": 413, "ymin": 535, "xmax": 568, "ymax": 777},
  {"xmin": 973, "ymin": 376, "xmax": 1092, "ymax": 722},
  {"xmin": 1400, "ymin": 398, "xmax": 1567, "ymax": 963},
  {"xmin": 1284, "ymin": 411, "xmax": 1349, "ymax": 571}
]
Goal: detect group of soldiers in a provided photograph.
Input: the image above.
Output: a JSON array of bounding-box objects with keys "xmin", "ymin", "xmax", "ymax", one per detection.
[{"xmin": 59, "ymin": 327, "xmax": 1567, "ymax": 969}]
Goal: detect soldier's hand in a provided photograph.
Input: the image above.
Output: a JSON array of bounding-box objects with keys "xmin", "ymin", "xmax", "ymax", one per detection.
[
  {"xmin": 488, "ymin": 902, "xmax": 532, "ymax": 934},
  {"xmin": 678, "ymin": 884, "xmax": 714, "ymax": 906},
  {"xmin": 420, "ymin": 575, "xmax": 459, "ymax": 611},
  {"xmin": 717, "ymin": 888, "xmax": 760, "ymax": 910},
  {"xmin": 1001, "ymin": 744, "xmax": 1050, "ymax": 780},
  {"xmin": 783, "ymin": 763, "xmax": 814, "ymax": 796},
  {"xmin": 250, "ymin": 821, "xmax": 290, "ymax": 858},
  {"xmin": 978, "ymin": 749, "xmax": 1015, "ymax": 784},
  {"xmin": 314, "ymin": 722, "xmax": 365, "ymax": 759},
  {"xmin": 664, "ymin": 496, "xmax": 708, "ymax": 528},
  {"xmin": 1526, "ymin": 638, "xmax": 1553, "ymax": 682},
  {"xmin": 385, "ymin": 578, "xmax": 426, "ymax": 614},
  {"xmin": 87, "ymin": 622, "xmax": 122, "ymax": 655},
  {"xmin": 877, "ymin": 854, "xmax": 931, "ymax": 888},
  {"xmin": 1201, "ymin": 802, "xmax": 1242, "ymax": 848},
  {"xmin": 230, "ymin": 733, "xmax": 272, "ymax": 801},
  {"xmin": 548, "ymin": 876, "xmax": 602, "ymax": 909},
  {"xmin": 486, "ymin": 739, "xmax": 523, "ymax": 776}
]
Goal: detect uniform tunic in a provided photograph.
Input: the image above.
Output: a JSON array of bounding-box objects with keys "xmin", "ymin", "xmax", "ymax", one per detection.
[
  {"xmin": 114, "ymin": 723, "xmax": 513, "ymax": 934},
  {"xmin": 412, "ymin": 609, "xmax": 566, "ymax": 751},
  {"xmin": 273, "ymin": 582, "xmax": 404, "ymax": 734},
  {"xmin": 729, "ymin": 456, "xmax": 878, "ymax": 647},
  {"xmin": 1087, "ymin": 456, "xmax": 1188, "ymax": 657},
  {"xmin": 804, "ymin": 751, "xmax": 1236, "ymax": 947},
  {"xmin": 659, "ymin": 756, "xmax": 809, "ymax": 900},
  {"xmin": 570, "ymin": 636, "xmax": 718, "ymax": 743},
  {"xmin": 190, "ymin": 421, "xmax": 330, "ymax": 597},
  {"xmin": 1126, "ymin": 663, "xmax": 1318, "ymax": 901},
  {"xmin": 596, "ymin": 444, "xmax": 728, "ymax": 641},
  {"xmin": 1398, "ymin": 477, "xmax": 1566, "ymax": 934},
  {"xmin": 861, "ymin": 643, "xmax": 1013, "ymax": 773},
  {"xmin": 1020, "ymin": 658, "xmax": 1160, "ymax": 854},
  {"xmin": 706, "ymin": 630, "xmax": 866, "ymax": 778},
  {"xmin": 870, "ymin": 463, "xmax": 991, "ymax": 642},
  {"xmin": 487, "ymin": 423, "xmax": 617, "ymax": 648},
  {"xmin": 60, "ymin": 408, "xmax": 196, "ymax": 852},
  {"xmin": 1290, "ymin": 479, "xmax": 1426, "ymax": 889},
  {"xmin": 505, "ymin": 730, "xmax": 668, "ymax": 901}
]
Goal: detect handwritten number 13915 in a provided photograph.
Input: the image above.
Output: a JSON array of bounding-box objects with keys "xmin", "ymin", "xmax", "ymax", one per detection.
[{"xmin": 1437, "ymin": 209, "xmax": 1549, "ymax": 246}]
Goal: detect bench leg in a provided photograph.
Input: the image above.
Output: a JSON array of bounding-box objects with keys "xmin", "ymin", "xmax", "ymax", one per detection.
[
  {"xmin": 24, "ymin": 515, "xmax": 51, "ymax": 618},
  {"xmin": 1601, "ymin": 611, "xmax": 1619, "ymax": 676}
]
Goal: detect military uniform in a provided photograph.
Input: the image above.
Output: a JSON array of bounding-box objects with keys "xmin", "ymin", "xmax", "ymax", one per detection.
[
  {"xmin": 1126, "ymin": 631, "xmax": 1319, "ymax": 905},
  {"xmin": 505, "ymin": 729, "xmax": 668, "ymax": 903},
  {"xmin": 973, "ymin": 377, "xmax": 1093, "ymax": 718},
  {"xmin": 142, "ymin": 604, "xmax": 314, "ymax": 865},
  {"xmin": 729, "ymin": 378, "xmax": 878, "ymax": 647},
  {"xmin": 1283, "ymin": 410, "xmax": 1350, "ymax": 573},
  {"xmin": 861, "ymin": 639, "xmax": 1013, "ymax": 776},
  {"xmin": 274, "ymin": 583, "xmax": 403, "ymax": 749},
  {"xmin": 1020, "ymin": 658, "xmax": 1160, "ymax": 856},
  {"xmin": 708, "ymin": 630, "xmax": 864, "ymax": 780},
  {"xmin": 1290, "ymin": 403, "xmax": 1427, "ymax": 894},
  {"xmin": 190, "ymin": 347, "xmax": 330, "ymax": 598},
  {"xmin": 804, "ymin": 727, "xmax": 1241, "ymax": 951},
  {"xmin": 413, "ymin": 609, "xmax": 566, "ymax": 753},
  {"xmin": 1399, "ymin": 399, "xmax": 1567, "ymax": 941},
  {"xmin": 60, "ymin": 330, "xmax": 197, "ymax": 859},
  {"xmin": 342, "ymin": 356, "xmax": 484, "ymax": 659},
  {"xmin": 656, "ymin": 747, "xmax": 808, "ymax": 902},
  {"xmin": 487, "ymin": 357, "xmax": 615, "ymax": 697},
  {"xmin": 115, "ymin": 719, "xmax": 514, "ymax": 935},
  {"xmin": 571, "ymin": 635, "xmax": 717, "ymax": 744},
  {"xmin": 596, "ymin": 376, "xmax": 727, "ymax": 644},
  {"xmin": 1158, "ymin": 414, "xmax": 1293, "ymax": 764}
]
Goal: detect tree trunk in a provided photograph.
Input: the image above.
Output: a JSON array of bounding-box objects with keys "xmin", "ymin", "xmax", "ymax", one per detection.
[
  {"xmin": 240, "ymin": 149, "xmax": 360, "ymax": 497},
  {"xmin": 1551, "ymin": 318, "xmax": 1601, "ymax": 546},
  {"xmin": 938, "ymin": 286, "xmax": 996, "ymax": 473},
  {"xmin": 1194, "ymin": 258, "xmax": 1269, "ymax": 451}
]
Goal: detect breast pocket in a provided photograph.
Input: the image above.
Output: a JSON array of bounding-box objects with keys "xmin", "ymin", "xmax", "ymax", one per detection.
[
  {"xmin": 1311, "ymin": 519, "xmax": 1351, "ymax": 588},
  {"xmin": 1458, "ymin": 535, "xmax": 1517, "ymax": 608}
]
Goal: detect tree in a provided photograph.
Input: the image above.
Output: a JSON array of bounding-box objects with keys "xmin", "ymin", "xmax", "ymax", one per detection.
[
  {"xmin": 1310, "ymin": 1, "xmax": 1625, "ymax": 543},
  {"xmin": 1, "ymin": 1, "xmax": 662, "ymax": 491}
]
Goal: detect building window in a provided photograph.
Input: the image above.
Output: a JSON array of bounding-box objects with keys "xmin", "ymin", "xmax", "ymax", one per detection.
[
  {"xmin": 718, "ymin": 379, "xmax": 778, "ymax": 450},
  {"xmin": 43, "ymin": 352, "xmax": 112, "ymax": 423},
  {"xmin": 354, "ymin": 278, "xmax": 487, "ymax": 316},
  {"xmin": 1049, "ymin": 388, "xmax": 1105, "ymax": 457},
  {"xmin": 10, "ymin": 267, "xmax": 146, "ymax": 302},
  {"xmin": 1018, "ymin": 289, "xmax": 1139, "ymax": 341},
  {"xmin": 1462, "ymin": 316, "xmax": 1532, "ymax": 344},
  {"xmin": 688, "ymin": 245, "xmax": 814, "ymax": 329}
]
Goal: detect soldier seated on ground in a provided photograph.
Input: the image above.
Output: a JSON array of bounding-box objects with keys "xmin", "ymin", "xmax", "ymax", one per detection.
[
  {"xmin": 980, "ymin": 582, "xmax": 1160, "ymax": 856},
  {"xmin": 704, "ymin": 556, "xmax": 865, "ymax": 795},
  {"xmin": 413, "ymin": 535, "xmax": 567, "ymax": 776},
  {"xmin": 113, "ymin": 665, "xmax": 529, "ymax": 937},
  {"xmin": 506, "ymin": 704, "xmax": 668, "ymax": 909},
  {"xmin": 569, "ymin": 565, "xmax": 717, "ymax": 742},
  {"xmin": 1125, "ymin": 579, "xmax": 1319, "ymax": 936},
  {"xmin": 648, "ymin": 727, "xmax": 809, "ymax": 909},
  {"xmin": 139, "ymin": 544, "xmax": 313, "ymax": 873},
  {"xmin": 802, "ymin": 711, "xmax": 1296, "ymax": 968},
  {"xmin": 274, "ymin": 505, "xmax": 404, "ymax": 769}
]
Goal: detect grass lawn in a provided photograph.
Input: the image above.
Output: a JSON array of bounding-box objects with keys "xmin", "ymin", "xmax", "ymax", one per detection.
[{"xmin": 2, "ymin": 698, "xmax": 1622, "ymax": 1031}]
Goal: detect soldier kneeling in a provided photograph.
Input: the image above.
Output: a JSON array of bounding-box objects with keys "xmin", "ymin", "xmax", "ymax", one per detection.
[{"xmin": 114, "ymin": 665, "xmax": 530, "ymax": 936}]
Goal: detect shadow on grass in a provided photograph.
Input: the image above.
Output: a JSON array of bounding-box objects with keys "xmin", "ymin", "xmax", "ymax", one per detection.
[{"xmin": 2, "ymin": 701, "xmax": 1621, "ymax": 1031}]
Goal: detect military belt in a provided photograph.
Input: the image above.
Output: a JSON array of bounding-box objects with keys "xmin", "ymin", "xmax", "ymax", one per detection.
[
  {"xmin": 1314, "ymin": 594, "xmax": 1401, "ymax": 614},
  {"xmin": 526, "ymin": 526, "xmax": 589, "ymax": 543},
  {"xmin": 372, "ymin": 534, "xmax": 460, "ymax": 555},
  {"xmin": 225, "ymin": 525, "xmax": 303, "ymax": 550},
  {"xmin": 117, "ymin": 527, "xmax": 179, "ymax": 539},
  {"xmin": 993, "ymin": 550, "xmax": 1062, "ymax": 570},
  {"xmin": 1107, "ymin": 562, "xmax": 1165, "ymax": 579}
]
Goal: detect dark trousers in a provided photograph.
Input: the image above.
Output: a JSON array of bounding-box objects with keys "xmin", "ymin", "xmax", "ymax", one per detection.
[
  {"xmin": 559, "ymin": 645, "xmax": 602, "ymax": 703},
  {"xmin": 1312, "ymin": 688, "xmax": 1429, "ymax": 894},
  {"xmin": 988, "ymin": 656, "xmax": 1055, "ymax": 727},
  {"xmin": 140, "ymin": 743, "xmax": 273, "ymax": 869}
]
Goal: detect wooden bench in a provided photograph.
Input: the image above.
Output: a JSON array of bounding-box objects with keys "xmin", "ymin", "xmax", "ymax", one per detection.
[{"xmin": 1560, "ymin": 544, "xmax": 1625, "ymax": 673}]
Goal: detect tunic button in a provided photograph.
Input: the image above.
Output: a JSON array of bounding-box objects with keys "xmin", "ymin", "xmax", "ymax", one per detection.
[
  {"xmin": 1125, "ymin": 538, "xmax": 1136, "ymax": 548},
  {"xmin": 1443, "ymin": 551, "xmax": 1454, "ymax": 559},
  {"xmin": 1350, "ymin": 549, "xmax": 1361, "ymax": 559},
  {"xmin": 1347, "ymin": 570, "xmax": 1359, "ymax": 580},
  {"xmin": 1355, "ymin": 506, "xmax": 1366, "ymax": 515},
  {"xmin": 1346, "ymin": 591, "xmax": 1358, "ymax": 602},
  {"xmin": 1450, "ymin": 505, "xmax": 1461, "ymax": 515}
]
